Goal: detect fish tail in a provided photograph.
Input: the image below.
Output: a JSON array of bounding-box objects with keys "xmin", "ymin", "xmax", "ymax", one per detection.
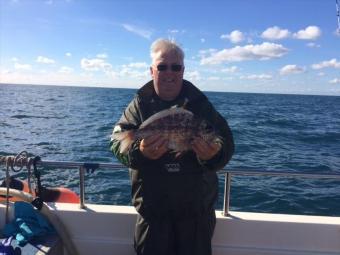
[{"xmin": 111, "ymin": 130, "xmax": 135, "ymax": 154}]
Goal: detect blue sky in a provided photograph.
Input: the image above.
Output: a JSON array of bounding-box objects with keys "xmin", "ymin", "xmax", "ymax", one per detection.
[{"xmin": 1, "ymin": 0, "xmax": 340, "ymax": 95}]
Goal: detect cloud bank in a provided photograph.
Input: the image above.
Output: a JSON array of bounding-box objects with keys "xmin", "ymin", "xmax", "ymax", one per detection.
[{"xmin": 201, "ymin": 42, "xmax": 288, "ymax": 65}]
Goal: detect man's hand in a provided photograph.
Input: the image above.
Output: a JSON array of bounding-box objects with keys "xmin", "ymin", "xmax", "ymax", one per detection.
[
  {"xmin": 191, "ymin": 137, "xmax": 222, "ymax": 161},
  {"xmin": 139, "ymin": 133, "xmax": 168, "ymax": 160}
]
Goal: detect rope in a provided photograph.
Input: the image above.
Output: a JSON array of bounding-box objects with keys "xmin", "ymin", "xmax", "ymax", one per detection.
[
  {"xmin": 0, "ymin": 151, "xmax": 30, "ymax": 172},
  {"xmin": 1, "ymin": 151, "xmax": 34, "ymax": 223},
  {"xmin": 26, "ymin": 157, "xmax": 34, "ymax": 194},
  {"xmin": 1, "ymin": 152, "xmax": 79, "ymax": 254},
  {"xmin": 5, "ymin": 157, "xmax": 12, "ymax": 224},
  {"xmin": 0, "ymin": 188, "xmax": 80, "ymax": 255},
  {"xmin": 1, "ymin": 152, "xmax": 45, "ymax": 200}
]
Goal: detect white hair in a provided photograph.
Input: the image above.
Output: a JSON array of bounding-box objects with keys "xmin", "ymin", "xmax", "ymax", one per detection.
[{"xmin": 150, "ymin": 38, "xmax": 184, "ymax": 64}]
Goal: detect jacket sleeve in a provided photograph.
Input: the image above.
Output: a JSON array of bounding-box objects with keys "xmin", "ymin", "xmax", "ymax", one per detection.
[
  {"xmin": 196, "ymin": 99, "xmax": 234, "ymax": 172},
  {"xmin": 110, "ymin": 96, "xmax": 142, "ymax": 167},
  {"xmin": 109, "ymin": 96, "xmax": 151, "ymax": 168}
]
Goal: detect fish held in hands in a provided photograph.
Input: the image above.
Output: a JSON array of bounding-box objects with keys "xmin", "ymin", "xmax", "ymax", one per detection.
[{"xmin": 112, "ymin": 108, "xmax": 222, "ymax": 154}]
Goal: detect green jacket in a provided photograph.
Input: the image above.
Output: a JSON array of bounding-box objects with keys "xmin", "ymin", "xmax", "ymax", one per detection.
[{"xmin": 110, "ymin": 80, "xmax": 234, "ymax": 219}]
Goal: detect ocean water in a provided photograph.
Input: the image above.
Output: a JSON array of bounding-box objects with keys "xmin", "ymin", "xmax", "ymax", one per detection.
[{"xmin": 1, "ymin": 83, "xmax": 340, "ymax": 216}]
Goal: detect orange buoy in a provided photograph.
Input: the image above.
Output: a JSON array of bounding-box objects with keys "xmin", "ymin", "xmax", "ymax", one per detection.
[
  {"xmin": 39, "ymin": 186, "xmax": 80, "ymax": 203},
  {"xmin": 0, "ymin": 177, "xmax": 79, "ymax": 203}
]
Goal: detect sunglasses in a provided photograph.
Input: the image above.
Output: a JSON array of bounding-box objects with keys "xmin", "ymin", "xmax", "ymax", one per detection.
[{"xmin": 155, "ymin": 64, "xmax": 183, "ymax": 72}]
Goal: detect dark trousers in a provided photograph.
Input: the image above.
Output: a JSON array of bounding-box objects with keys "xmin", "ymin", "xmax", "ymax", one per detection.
[{"xmin": 134, "ymin": 210, "xmax": 216, "ymax": 255}]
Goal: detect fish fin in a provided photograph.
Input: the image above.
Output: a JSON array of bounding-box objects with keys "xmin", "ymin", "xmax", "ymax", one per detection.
[
  {"xmin": 214, "ymin": 136, "xmax": 223, "ymax": 145},
  {"xmin": 111, "ymin": 130, "xmax": 135, "ymax": 154},
  {"xmin": 170, "ymin": 98, "xmax": 189, "ymax": 110},
  {"xmin": 174, "ymin": 151, "xmax": 185, "ymax": 159},
  {"xmin": 182, "ymin": 97, "xmax": 189, "ymax": 109}
]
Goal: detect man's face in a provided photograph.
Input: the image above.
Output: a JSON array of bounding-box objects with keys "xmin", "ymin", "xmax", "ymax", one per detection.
[{"xmin": 150, "ymin": 51, "xmax": 184, "ymax": 101}]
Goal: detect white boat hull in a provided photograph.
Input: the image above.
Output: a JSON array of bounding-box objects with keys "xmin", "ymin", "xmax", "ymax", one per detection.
[{"xmin": 1, "ymin": 203, "xmax": 340, "ymax": 255}]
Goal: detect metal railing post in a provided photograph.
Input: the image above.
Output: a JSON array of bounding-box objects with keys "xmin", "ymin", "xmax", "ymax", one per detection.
[
  {"xmin": 79, "ymin": 166, "xmax": 86, "ymax": 209},
  {"xmin": 223, "ymin": 172, "xmax": 232, "ymax": 216}
]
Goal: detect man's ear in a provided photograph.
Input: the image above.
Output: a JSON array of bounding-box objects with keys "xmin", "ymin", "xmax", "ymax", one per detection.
[{"xmin": 150, "ymin": 66, "xmax": 154, "ymax": 78}]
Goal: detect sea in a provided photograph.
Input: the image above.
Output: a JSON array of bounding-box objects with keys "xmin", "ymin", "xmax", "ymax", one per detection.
[{"xmin": 1, "ymin": 83, "xmax": 340, "ymax": 216}]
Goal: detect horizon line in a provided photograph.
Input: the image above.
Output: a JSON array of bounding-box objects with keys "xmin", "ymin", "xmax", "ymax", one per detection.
[{"xmin": 1, "ymin": 82, "xmax": 339, "ymax": 97}]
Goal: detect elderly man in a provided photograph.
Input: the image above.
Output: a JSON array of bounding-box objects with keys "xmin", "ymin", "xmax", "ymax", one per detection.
[{"xmin": 110, "ymin": 38, "xmax": 234, "ymax": 255}]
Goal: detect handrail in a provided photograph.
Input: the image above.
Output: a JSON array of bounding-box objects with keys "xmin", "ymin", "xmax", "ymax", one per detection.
[
  {"xmin": 2, "ymin": 157, "xmax": 340, "ymax": 214},
  {"xmin": 37, "ymin": 160, "xmax": 123, "ymax": 170},
  {"xmin": 35, "ymin": 160, "xmax": 340, "ymax": 179},
  {"xmin": 221, "ymin": 169, "xmax": 340, "ymax": 216},
  {"xmin": 38, "ymin": 161, "xmax": 340, "ymax": 211},
  {"xmin": 220, "ymin": 169, "xmax": 340, "ymax": 179},
  {"xmin": 37, "ymin": 160, "xmax": 123, "ymax": 208}
]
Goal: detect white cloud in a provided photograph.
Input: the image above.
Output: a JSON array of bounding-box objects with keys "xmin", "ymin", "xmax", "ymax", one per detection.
[
  {"xmin": 81, "ymin": 58, "xmax": 112, "ymax": 72},
  {"xmin": 261, "ymin": 26, "xmax": 291, "ymax": 40},
  {"xmin": 58, "ymin": 66, "xmax": 74, "ymax": 74},
  {"xmin": 293, "ymin": 26, "xmax": 321, "ymax": 40},
  {"xmin": 184, "ymin": 71, "xmax": 201, "ymax": 81},
  {"xmin": 119, "ymin": 66, "xmax": 149, "ymax": 79},
  {"xmin": 168, "ymin": 29, "xmax": 186, "ymax": 34},
  {"xmin": 221, "ymin": 30, "xmax": 245, "ymax": 44},
  {"xmin": 279, "ymin": 64, "xmax": 305, "ymax": 75},
  {"xmin": 11, "ymin": 57, "xmax": 19, "ymax": 62},
  {"xmin": 221, "ymin": 66, "xmax": 238, "ymax": 73},
  {"xmin": 329, "ymin": 78, "xmax": 340, "ymax": 84},
  {"xmin": 1, "ymin": 70, "xmax": 98, "ymax": 87},
  {"xmin": 96, "ymin": 53, "xmax": 108, "ymax": 59},
  {"xmin": 122, "ymin": 24, "xmax": 152, "ymax": 39},
  {"xmin": 306, "ymin": 42, "xmax": 320, "ymax": 48},
  {"xmin": 199, "ymin": 49, "xmax": 217, "ymax": 58},
  {"xmin": 200, "ymin": 42, "xmax": 288, "ymax": 65},
  {"xmin": 1, "ymin": 69, "xmax": 11, "ymax": 74},
  {"xmin": 108, "ymin": 70, "xmax": 119, "ymax": 79},
  {"xmin": 36, "ymin": 56, "xmax": 55, "ymax": 64},
  {"xmin": 222, "ymin": 77, "xmax": 234, "ymax": 81},
  {"xmin": 118, "ymin": 62, "xmax": 149, "ymax": 79},
  {"xmin": 311, "ymin": 58, "xmax": 340, "ymax": 69},
  {"xmin": 240, "ymin": 74, "xmax": 272, "ymax": 80},
  {"xmin": 65, "ymin": 52, "xmax": 72, "ymax": 57},
  {"xmin": 208, "ymin": 76, "xmax": 220, "ymax": 80},
  {"xmin": 127, "ymin": 62, "xmax": 148, "ymax": 68},
  {"xmin": 334, "ymin": 29, "xmax": 340, "ymax": 37},
  {"xmin": 14, "ymin": 63, "xmax": 32, "ymax": 70}
]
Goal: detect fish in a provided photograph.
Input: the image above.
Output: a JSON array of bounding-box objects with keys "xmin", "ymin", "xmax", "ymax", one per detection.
[{"xmin": 111, "ymin": 107, "xmax": 222, "ymax": 154}]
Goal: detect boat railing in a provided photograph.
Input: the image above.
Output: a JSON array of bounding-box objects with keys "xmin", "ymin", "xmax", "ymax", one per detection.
[
  {"xmin": 2, "ymin": 156, "xmax": 340, "ymax": 216},
  {"xmin": 221, "ymin": 169, "xmax": 340, "ymax": 216}
]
